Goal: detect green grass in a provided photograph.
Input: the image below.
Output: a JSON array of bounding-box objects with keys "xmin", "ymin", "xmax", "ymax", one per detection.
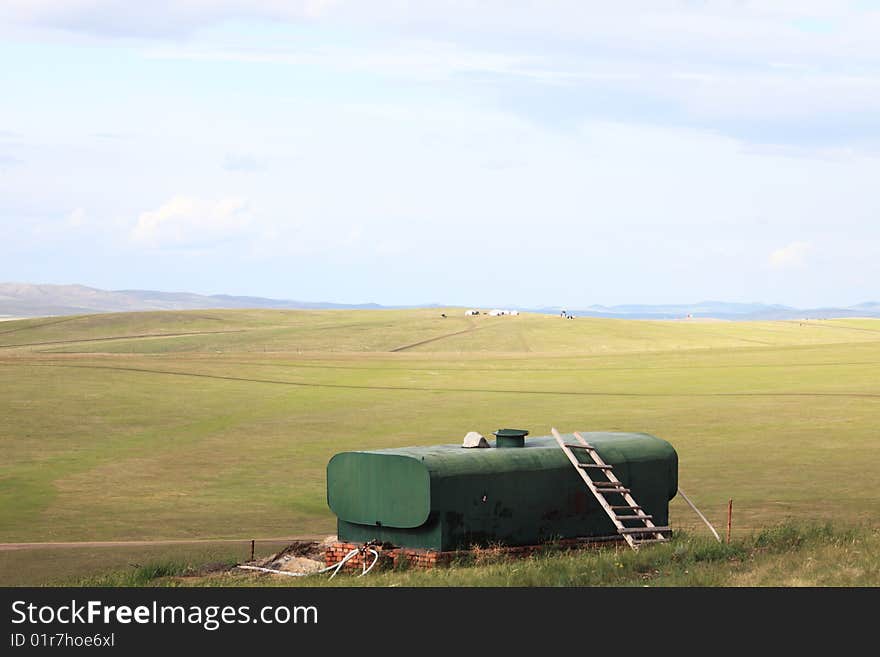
[
  {"xmin": 1, "ymin": 309, "xmax": 879, "ymax": 585},
  {"xmin": 0, "ymin": 540, "xmax": 297, "ymax": 587},
  {"xmin": 65, "ymin": 524, "xmax": 880, "ymax": 587}
]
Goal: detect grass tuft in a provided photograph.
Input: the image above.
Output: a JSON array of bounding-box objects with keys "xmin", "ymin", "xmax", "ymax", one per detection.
[{"xmin": 74, "ymin": 558, "xmax": 238, "ymax": 587}]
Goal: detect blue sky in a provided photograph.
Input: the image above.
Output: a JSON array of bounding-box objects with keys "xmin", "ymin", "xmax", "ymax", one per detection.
[{"xmin": 1, "ymin": 1, "xmax": 878, "ymax": 307}]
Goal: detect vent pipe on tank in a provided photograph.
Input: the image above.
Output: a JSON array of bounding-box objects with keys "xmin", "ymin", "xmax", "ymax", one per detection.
[{"xmin": 493, "ymin": 428, "xmax": 529, "ymax": 448}]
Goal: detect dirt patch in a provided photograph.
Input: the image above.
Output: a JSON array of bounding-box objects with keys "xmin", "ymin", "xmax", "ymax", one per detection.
[{"xmin": 240, "ymin": 536, "xmax": 336, "ymax": 576}]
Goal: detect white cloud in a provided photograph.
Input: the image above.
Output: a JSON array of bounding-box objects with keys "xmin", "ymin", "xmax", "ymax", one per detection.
[
  {"xmin": 5, "ymin": 2, "xmax": 880, "ymax": 60},
  {"xmin": 0, "ymin": 154, "xmax": 23, "ymax": 168},
  {"xmin": 0, "ymin": 0, "xmax": 344, "ymax": 38},
  {"xmin": 9, "ymin": 2, "xmax": 880, "ymax": 151},
  {"xmin": 67, "ymin": 207, "xmax": 86, "ymax": 227},
  {"xmin": 769, "ymin": 241, "xmax": 813, "ymax": 269},
  {"xmin": 132, "ymin": 195, "xmax": 251, "ymax": 248},
  {"xmin": 222, "ymin": 153, "xmax": 266, "ymax": 172},
  {"xmin": 145, "ymin": 39, "xmax": 564, "ymax": 85}
]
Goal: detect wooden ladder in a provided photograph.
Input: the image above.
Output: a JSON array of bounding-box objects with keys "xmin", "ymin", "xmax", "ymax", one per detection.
[{"xmin": 551, "ymin": 428, "xmax": 671, "ymax": 550}]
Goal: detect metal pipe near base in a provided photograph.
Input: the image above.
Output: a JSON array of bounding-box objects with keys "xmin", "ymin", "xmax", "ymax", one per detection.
[{"xmin": 677, "ymin": 487, "xmax": 722, "ymax": 543}]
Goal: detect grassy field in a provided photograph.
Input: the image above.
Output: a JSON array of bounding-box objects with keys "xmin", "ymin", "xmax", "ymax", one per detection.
[
  {"xmin": 1, "ymin": 309, "xmax": 879, "ymax": 585},
  {"xmin": 70, "ymin": 524, "xmax": 880, "ymax": 587}
]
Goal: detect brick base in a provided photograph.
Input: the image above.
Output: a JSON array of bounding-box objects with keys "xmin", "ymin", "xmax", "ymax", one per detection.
[{"xmin": 324, "ymin": 535, "xmax": 625, "ymax": 572}]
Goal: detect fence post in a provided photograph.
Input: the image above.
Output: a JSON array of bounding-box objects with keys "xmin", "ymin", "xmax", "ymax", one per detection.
[{"xmin": 726, "ymin": 500, "xmax": 733, "ymax": 544}]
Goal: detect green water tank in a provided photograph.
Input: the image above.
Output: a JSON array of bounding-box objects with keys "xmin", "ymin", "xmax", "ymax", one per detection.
[{"xmin": 327, "ymin": 431, "xmax": 678, "ymax": 551}]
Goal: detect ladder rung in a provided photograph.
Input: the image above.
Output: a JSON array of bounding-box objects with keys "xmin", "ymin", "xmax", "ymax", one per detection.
[
  {"xmin": 618, "ymin": 526, "xmax": 672, "ymax": 535},
  {"xmin": 610, "ymin": 505, "xmax": 642, "ymax": 510},
  {"xmin": 563, "ymin": 443, "xmax": 596, "ymax": 451},
  {"xmin": 596, "ymin": 487, "xmax": 630, "ymax": 495},
  {"xmin": 593, "ymin": 481, "xmax": 624, "ymax": 486},
  {"xmin": 577, "ymin": 463, "xmax": 612, "ymax": 470},
  {"xmin": 632, "ymin": 538, "xmax": 669, "ymax": 545},
  {"xmin": 615, "ymin": 514, "xmax": 653, "ymax": 521}
]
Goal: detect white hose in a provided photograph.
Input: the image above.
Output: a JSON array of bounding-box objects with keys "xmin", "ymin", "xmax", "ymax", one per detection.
[
  {"xmin": 237, "ymin": 564, "xmax": 314, "ymax": 577},
  {"xmin": 361, "ymin": 548, "xmax": 379, "ymax": 576},
  {"xmin": 677, "ymin": 487, "xmax": 722, "ymax": 543},
  {"xmin": 237, "ymin": 545, "xmax": 380, "ymax": 579}
]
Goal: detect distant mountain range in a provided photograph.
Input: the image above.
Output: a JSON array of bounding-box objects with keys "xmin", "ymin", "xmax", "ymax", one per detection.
[
  {"xmin": 0, "ymin": 283, "xmax": 393, "ymax": 318},
  {"xmin": 0, "ymin": 282, "xmax": 878, "ymax": 320},
  {"xmin": 549, "ymin": 300, "xmax": 880, "ymax": 321}
]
